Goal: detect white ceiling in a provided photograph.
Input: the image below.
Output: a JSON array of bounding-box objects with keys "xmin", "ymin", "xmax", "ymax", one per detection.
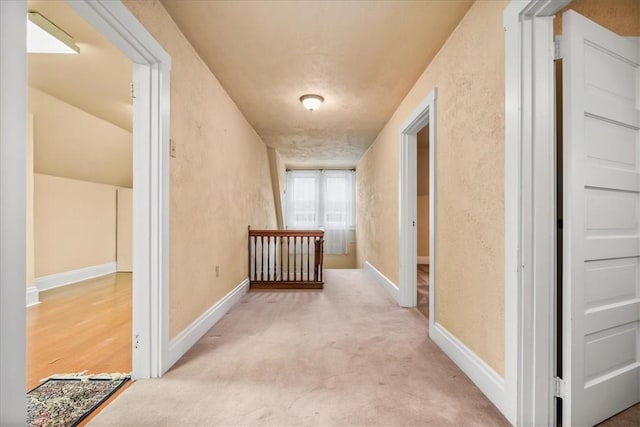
[
  {"xmin": 161, "ymin": 0, "xmax": 474, "ymax": 168},
  {"xmin": 27, "ymin": 0, "xmax": 474, "ymax": 172}
]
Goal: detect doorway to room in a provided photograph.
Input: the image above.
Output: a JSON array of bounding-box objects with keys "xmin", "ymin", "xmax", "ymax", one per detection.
[
  {"xmin": 26, "ymin": 0, "xmax": 134, "ymax": 390},
  {"xmin": 398, "ymin": 88, "xmax": 436, "ymax": 323},
  {"xmin": 416, "ymin": 125, "xmax": 430, "ymax": 318},
  {"xmin": 1, "ymin": 0, "xmax": 170, "ymax": 419}
]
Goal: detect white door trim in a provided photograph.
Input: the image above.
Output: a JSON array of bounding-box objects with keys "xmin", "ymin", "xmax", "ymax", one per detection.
[
  {"xmin": 398, "ymin": 88, "xmax": 437, "ymax": 311},
  {"xmin": 504, "ymin": 1, "xmax": 570, "ymax": 425},
  {"xmin": 0, "ymin": 5, "xmax": 170, "ymax": 420},
  {"xmin": 66, "ymin": 0, "xmax": 172, "ymax": 379},
  {"xmin": 0, "ymin": 1, "xmax": 28, "ymax": 422}
]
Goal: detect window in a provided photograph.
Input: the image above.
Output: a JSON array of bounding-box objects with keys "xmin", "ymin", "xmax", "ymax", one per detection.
[
  {"xmin": 291, "ymin": 175, "xmax": 318, "ymax": 228},
  {"xmin": 286, "ymin": 170, "xmax": 355, "ymax": 254}
]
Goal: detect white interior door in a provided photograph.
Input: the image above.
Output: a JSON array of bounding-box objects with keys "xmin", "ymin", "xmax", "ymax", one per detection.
[{"xmin": 562, "ymin": 10, "xmax": 640, "ymax": 426}]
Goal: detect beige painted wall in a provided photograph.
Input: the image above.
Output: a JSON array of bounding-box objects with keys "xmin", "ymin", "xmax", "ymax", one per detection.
[
  {"xmin": 267, "ymin": 147, "xmax": 285, "ymax": 229},
  {"xmin": 555, "ymin": 0, "xmax": 640, "ymax": 36},
  {"xmin": 116, "ymin": 188, "xmax": 133, "ymax": 272},
  {"xmin": 417, "ymin": 127, "xmax": 429, "ymax": 258},
  {"xmin": 26, "ymin": 114, "xmax": 34, "ymax": 289},
  {"xmin": 357, "ymin": 0, "xmax": 507, "ymax": 375},
  {"xmin": 276, "ymin": 150, "xmax": 287, "ymax": 227},
  {"xmin": 122, "ymin": 0, "xmax": 277, "ymax": 338},
  {"xmin": 34, "ymin": 174, "xmax": 117, "ymax": 277},
  {"xmin": 417, "ymin": 127, "xmax": 429, "ymax": 196},
  {"xmin": 417, "ymin": 197, "xmax": 429, "ymax": 258},
  {"xmin": 28, "ymin": 87, "xmax": 132, "ymax": 188},
  {"xmin": 324, "ymin": 241, "xmax": 357, "ymax": 269}
]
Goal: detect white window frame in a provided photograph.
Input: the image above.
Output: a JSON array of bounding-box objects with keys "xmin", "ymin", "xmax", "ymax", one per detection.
[{"xmin": 286, "ymin": 169, "xmax": 356, "ymax": 231}]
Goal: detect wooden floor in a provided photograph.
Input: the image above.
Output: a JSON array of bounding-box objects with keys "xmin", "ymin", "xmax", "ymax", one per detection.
[
  {"xmin": 417, "ymin": 264, "xmax": 429, "ymax": 318},
  {"xmin": 27, "ymin": 273, "xmax": 132, "ymax": 391}
]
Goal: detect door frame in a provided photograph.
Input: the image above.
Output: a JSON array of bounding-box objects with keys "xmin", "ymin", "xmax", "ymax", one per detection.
[
  {"xmin": 0, "ymin": 1, "xmax": 171, "ymax": 420},
  {"xmin": 0, "ymin": 1, "xmax": 28, "ymax": 422},
  {"xmin": 398, "ymin": 87, "xmax": 437, "ymax": 319},
  {"xmin": 63, "ymin": 0, "xmax": 172, "ymax": 378},
  {"xmin": 504, "ymin": 0, "xmax": 571, "ymax": 425}
]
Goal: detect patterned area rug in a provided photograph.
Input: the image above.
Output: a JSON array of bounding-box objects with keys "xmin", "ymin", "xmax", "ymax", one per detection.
[{"xmin": 27, "ymin": 375, "xmax": 129, "ymax": 427}]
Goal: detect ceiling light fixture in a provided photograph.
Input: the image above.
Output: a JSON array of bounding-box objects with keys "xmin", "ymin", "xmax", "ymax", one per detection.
[
  {"xmin": 300, "ymin": 94, "xmax": 324, "ymax": 112},
  {"xmin": 27, "ymin": 11, "xmax": 80, "ymax": 54}
]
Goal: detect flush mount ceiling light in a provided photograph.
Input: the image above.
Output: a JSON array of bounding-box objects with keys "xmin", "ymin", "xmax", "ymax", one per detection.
[
  {"xmin": 299, "ymin": 94, "xmax": 324, "ymax": 112},
  {"xmin": 27, "ymin": 11, "xmax": 79, "ymax": 54}
]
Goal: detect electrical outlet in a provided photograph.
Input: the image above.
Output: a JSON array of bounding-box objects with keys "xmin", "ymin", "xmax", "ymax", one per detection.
[
  {"xmin": 170, "ymin": 138, "xmax": 177, "ymax": 158},
  {"xmin": 215, "ymin": 265, "xmax": 220, "ymax": 278}
]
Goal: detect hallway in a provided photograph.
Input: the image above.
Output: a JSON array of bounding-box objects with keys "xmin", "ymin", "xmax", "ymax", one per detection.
[{"xmin": 91, "ymin": 269, "xmax": 508, "ymax": 426}]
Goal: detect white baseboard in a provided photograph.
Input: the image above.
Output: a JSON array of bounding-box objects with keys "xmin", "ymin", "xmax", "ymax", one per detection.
[
  {"xmin": 364, "ymin": 261, "xmax": 399, "ymax": 304},
  {"xmin": 26, "ymin": 286, "xmax": 39, "ymax": 307},
  {"xmin": 35, "ymin": 262, "xmax": 117, "ymax": 292},
  {"xmin": 165, "ymin": 278, "xmax": 250, "ymax": 371},
  {"xmin": 430, "ymin": 321, "xmax": 507, "ymax": 418},
  {"xmin": 417, "ymin": 256, "xmax": 430, "ymax": 265}
]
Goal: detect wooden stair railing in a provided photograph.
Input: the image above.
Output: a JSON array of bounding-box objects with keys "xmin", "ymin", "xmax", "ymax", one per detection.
[{"xmin": 248, "ymin": 226, "xmax": 324, "ymax": 289}]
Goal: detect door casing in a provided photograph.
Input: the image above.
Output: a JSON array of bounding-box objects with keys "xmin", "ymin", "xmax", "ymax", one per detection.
[
  {"xmin": 64, "ymin": 0, "xmax": 173, "ymax": 379},
  {"xmin": 399, "ymin": 88, "xmax": 437, "ymax": 314},
  {"xmin": 504, "ymin": 0, "xmax": 574, "ymax": 425},
  {"xmin": 0, "ymin": 1, "xmax": 171, "ymax": 422}
]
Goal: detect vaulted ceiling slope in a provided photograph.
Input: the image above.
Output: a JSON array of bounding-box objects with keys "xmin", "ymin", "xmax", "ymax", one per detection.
[
  {"xmin": 28, "ymin": 0, "xmax": 133, "ymax": 187},
  {"xmin": 161, "ymin": 0, "xmax": 474, "ymax": 168},
  {"xmin": 28, "ymin": 0, "xmax": 132, "ymax": 132}
]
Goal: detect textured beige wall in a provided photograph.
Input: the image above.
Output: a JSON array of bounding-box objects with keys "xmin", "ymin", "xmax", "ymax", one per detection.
[
  {"xmin": 555, "ymin": 0, "xmax": 640, "ymax": 36},
  {"xmin": 417, "ymin": 128, "xmax": 429, "ymax": 257},
  {"xmin": 116, "ymin": 188, "xmax": 133, "ymax": 272},
  {"xmin": 357, "ymin": 0, "xmax": 507, "ymax": 375},
  {"xmin": 122, "ymin": 0, "xmax": 277, "ymax": 338},
  {"xmin": 417, "ymin": 127, "xmax": 429, "ymax": 196},
  {"xmin": 267, "ymin": 147, "xmax": 285, "ymax": 229},
  {"xmin": 324, "ymin": 242, "xmax": 357, "ymax": 269},
  {"xmin": 26, "ymin": 114, "xmax": 34, "ymax": 289},
  {"xmin": 417, "ymin": 197, "xmax": 429, "ymax": 258},
  {"xmin": 28, "ymin": 87, "xmax": 132, "ymax": 188},
  {"xmin": 34, "ymin": 174, "xmax": 117, "ymax": 277},
  {"xmin": 276, "ymin": 151, "xmax": 286, "ymax": 226}
]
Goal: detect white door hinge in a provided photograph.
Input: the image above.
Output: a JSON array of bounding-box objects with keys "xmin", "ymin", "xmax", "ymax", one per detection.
[
  {"xmin": 554, "ymin": 38, "xmax": 562, "ymax": 60},
  {"xmin": 554, "ymin": 377, "xmax": 566, "ymax": 398},
  {"xmin": 130, "ymin": 82, "xmax": 136, "ymax": 100}
]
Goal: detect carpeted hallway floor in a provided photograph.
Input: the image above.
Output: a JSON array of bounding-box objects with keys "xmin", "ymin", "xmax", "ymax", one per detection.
[{"xmin": 90, "ymin": 269, "xmax": 508, "ymax": 426}]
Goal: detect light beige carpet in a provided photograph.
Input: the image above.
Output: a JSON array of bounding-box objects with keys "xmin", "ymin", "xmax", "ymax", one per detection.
[{"xmin": 90, "ymin": 269, "xmax": 508, "ymax": 426}]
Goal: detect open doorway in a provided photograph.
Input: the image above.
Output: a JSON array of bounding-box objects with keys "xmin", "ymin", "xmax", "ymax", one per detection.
[
  {"xmin": 26, "ymin": 0, "xmax": 133, "ymax": 389},
  {"xmin": 416, "ymin": 125, "xmax": 430, "ymax": 318},
  {"xmin": 1, "ymin": 1, "xmax": 170, "ymax": 418},
  {"xmin": 506, "ymin": 2, "xmax": 640, "ymax": 424},
  {"xmin": 398, "ymin": 88, "xmax": 436, "ymax": 322}
]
